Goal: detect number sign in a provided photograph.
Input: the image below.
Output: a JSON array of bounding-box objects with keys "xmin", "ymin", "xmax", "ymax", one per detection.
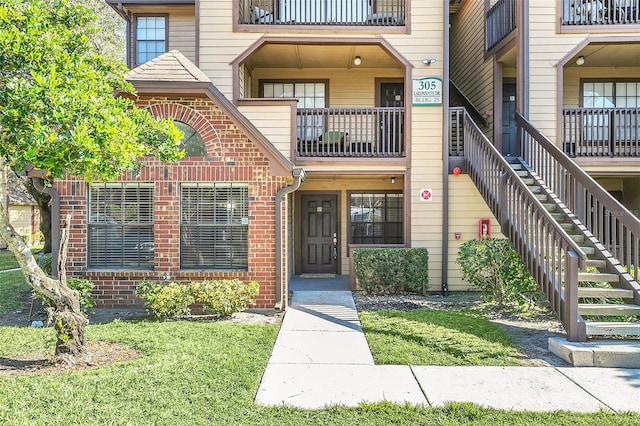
[{"xmin": 413, "ymin": 77, "xmax": 442, "ymax": 106}]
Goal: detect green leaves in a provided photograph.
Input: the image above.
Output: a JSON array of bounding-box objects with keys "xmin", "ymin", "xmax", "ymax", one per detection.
[{"xmin": 0, "ymin": 0, "xmax": 183, "ymax": 181}]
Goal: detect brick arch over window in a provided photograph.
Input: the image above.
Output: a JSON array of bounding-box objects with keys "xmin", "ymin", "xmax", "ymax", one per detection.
[{"xmin": 147, "ymin": 103, "xmax": 224, "ymax": 158}]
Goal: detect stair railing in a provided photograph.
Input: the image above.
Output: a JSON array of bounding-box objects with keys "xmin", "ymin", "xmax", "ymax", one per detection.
[
  {"xmin": 454, "ymin": 108, "xmax": 587, "ymax": 341},
  {"xmin": 517, "ymin": 113, "xmax": 640, "ymax": 286}
]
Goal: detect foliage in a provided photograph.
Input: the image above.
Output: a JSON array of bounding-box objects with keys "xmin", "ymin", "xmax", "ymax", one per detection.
[
  {"xmin": 192, "ymin": 280, "xmax": 260, "ymax": 317},
  {"xmin": 136, "ymin": 281, "xmax": 195, "ymax": 320},
  {"xmin": 456, "ymin": 238, "xmax": 542, "ymax": 309},
  {"xmin": 37, "ymin": 253, "xmax": 52, "ymax": 276},
  {"xmin": 34, "ymin": 277, "xmax": 95, "ymax": 316},
  {"xmin": 0, "ymin": 0, "xmax": 184, "ymax": 182},
  {"xmin": 360, "ymin": 308, "xmax": 521, "ymax": 366},
  {"xmin": 68, "ymin": 0, "xmax": 125, "ymax": 62},
  {"xmin": 136, "ymin": 279, "xmax": 259, "ymax": 320},
  {"xmin": 0, "ymin": 322, "xmax": 638, "ymax": 424},
  {"xmin": 353, "ymin": 248, "xmax": 429, "ymax": 295}
]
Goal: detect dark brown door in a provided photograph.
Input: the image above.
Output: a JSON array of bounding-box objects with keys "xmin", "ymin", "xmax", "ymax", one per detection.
[
  {"xmin": 301, "ymin": 194, "xmax": 338, "ymax": 274},
  {"xmin": 379, "ymin": 82, "xmax": 405, "ymax": 155}
]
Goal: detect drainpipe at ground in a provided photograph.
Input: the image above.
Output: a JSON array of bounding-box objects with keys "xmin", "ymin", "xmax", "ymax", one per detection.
[{"xmin": 274, "ymin": 168, "xmax": 305, "ymax": 311}]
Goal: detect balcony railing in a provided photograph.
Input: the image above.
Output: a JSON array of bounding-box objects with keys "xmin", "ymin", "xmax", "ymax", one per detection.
[
  {"xmin": 563, "ymin": 108, "xmax": 640, "ymax": 157},
  {"xmin": 486, "ymin": 0, "xmax": 516, "ymax": 51},
  {"xmin": 562, "ymin": 0, "xmax": 640, "ymax": 26},
  {"xmin": 297, "ymin": 107, "xmax": 404, "ymax": 157},
  {"xmin": 239, "ymin": 0, "xmax": 405, "ymax": 26}
]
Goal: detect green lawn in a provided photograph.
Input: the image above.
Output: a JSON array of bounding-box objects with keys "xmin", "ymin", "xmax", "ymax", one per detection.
[
  {"xmin": 0, "ymin": 321, "xmax": 638, "ymax": 425},
  {"xmin": 0, "ymin": 249, "xmax": 20, "ymax": 271},
  {"xmin": 0, "ymin": 270, "xmax": 30, "ymax": 315},
  {"xmin": 359, "ymin": 308, "xmax": 523, "ymax": 366}
]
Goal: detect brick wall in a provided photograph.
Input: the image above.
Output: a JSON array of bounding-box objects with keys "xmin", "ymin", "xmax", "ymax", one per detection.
[{"xmin": 55, "ymin": 96, "xmax": 288, "ymax": 309}]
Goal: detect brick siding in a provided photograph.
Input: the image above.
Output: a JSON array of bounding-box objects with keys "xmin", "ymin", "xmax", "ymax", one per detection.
[{"xmin": 55, "ymin": 96, "xmax": 288, "ymax": 309}]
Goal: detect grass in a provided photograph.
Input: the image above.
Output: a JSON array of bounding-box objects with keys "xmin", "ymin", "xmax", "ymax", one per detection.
[
  {"xmin": 360, "ymin": 309, "xmax": 523, "ymax": 366},
  {"xmin": 0, "ymin": 249, "xmax": 20, "ymax": 271},
  {"xmin": 0, "ymin": 321, "xmax": 639, "ymax": 425},
  {"xmin": 0, "ymin": 270, "xmax": 31, "ymax": 316}
]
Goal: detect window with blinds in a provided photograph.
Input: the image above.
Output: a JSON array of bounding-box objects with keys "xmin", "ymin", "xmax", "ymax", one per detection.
[
  {"xmin": 180, "ymin": 183, "xmax": 249, "ymax": 270},
  {"xmin": 349, "ymin": 192, "xmax": 403, "ymax": 244},
  {"xmin": 88, "ymin": 183, "xmax": 154, "ymax": 270}
]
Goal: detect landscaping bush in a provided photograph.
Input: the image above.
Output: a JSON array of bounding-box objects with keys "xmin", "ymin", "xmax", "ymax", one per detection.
[
  {"xmin": 353, "ymin": 248, "xmax": 429, "ymax": 295},
  {"xmin": 136, "ymin": 279, "xmax": 259, "ymax": 320},
  {"xmin": 456, "ymin": 238, "xmax": 541, "ymax": 309}
]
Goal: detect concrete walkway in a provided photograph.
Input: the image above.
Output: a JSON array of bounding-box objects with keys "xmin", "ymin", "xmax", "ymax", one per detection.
[{"xmin": 255, "ymin": 287, "xmax": 640, "ymax": 412}]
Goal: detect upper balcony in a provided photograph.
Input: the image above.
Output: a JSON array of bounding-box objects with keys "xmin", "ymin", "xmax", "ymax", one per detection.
[
  {"xmin": 562, "ymin": 0, "xmax": 640, "ymax": 27},
  {"xmin": 563, "ymin": 108, "xmax": 640, "ymax": 157},
  {"xmin": 237, "ymin": 0, "xmax": 406, "ymax": 29},
  {"xmin": 486, "ymin": 0, "xmax": 516, "ymax": 52}
]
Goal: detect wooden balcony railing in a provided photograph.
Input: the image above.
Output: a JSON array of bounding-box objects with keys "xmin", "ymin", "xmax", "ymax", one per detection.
[
  {"xmin": 562, "ymin": 0, "xmax": 640, "ymax": 25},
  {"xmin": 239, "ymin": 0, "xmax": 405, "ymax": 26},
  {"xmin": 563, "ymin": 108, "xmax": 640, "ymax": 157},
  {"xmin": 486, "ymin": 0, "xmax": 516, "ymax": 51},
  {"xmin": 296, "ymin": 107, "xmax": 404, "ymax": 157}
]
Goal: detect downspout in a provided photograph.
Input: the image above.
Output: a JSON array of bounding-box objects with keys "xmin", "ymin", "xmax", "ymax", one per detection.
[
  {"xmin": 441, "ymin": 0, "xmax": 450, "ymax": 296},
  {"xmin": 31, "ymin": 178, "xmax": 60, "ymax": 279},
  {"xmin": 274, "ymin": 168, "xmax": 305, "ymax": 311}
]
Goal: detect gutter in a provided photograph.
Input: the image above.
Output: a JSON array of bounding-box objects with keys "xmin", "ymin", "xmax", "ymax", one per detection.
[
  {"xmin": 274, "ymin": 168, "xmax": 305, "ymax": 311},
  {"xmin": 441, "ymin": 0, "xmax": 450, "ymax": 296}
]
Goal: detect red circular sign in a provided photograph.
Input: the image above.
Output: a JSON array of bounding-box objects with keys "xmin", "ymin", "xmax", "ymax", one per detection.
[{"xmin": 420, "ymin": 189, "xmax": 432, "ymax": 201}]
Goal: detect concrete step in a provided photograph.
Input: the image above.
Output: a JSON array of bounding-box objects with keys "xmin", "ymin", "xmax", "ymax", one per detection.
[
  {"xmin": 528, "ymin": 186, "xmax": 541, "ymax": 194},
  {"xmin": 510, "ymin": 163, "xmax": 524, "ymax": 170},
  {"xmin": 549, "ymin": 337, "xmax": 640, "ymax": 367},
  {"xmin": 585, "ymin": 322, "xmax": 640, "ymax": 337},
  {"xmin": 536, "ymin": 194, "xmax": 548, "ymax": 202},
  {"xmin": 522, "ymin": 178, "xmax": 534, "ymax": 185},
  {"xmin": 580, "ymin": 246, "xmax": 596, "ymax": 255},
  {"xmin": 578, "ymin": 287, "xmax": 633, "ymax": 299},
  {"xmin": 551, "ymin": 212, "xmax": 565, "ymax": 221},
  {"xmin": 515, "ymin": 170, "xmax": 528, "ymax": 177},
  {"xmin": 542, "ymin": 204, "xmax": 557, "ymax": 212},
  {"xmin": 578, "ymin": 273, "xmax": 620, "ymax": 283},
  {"xmin": 579, "ymin": 303, "xmax": 640, "ymax": 316},
  {"xmin": 570, "ymin": 234, "xmax": 585, "ymax": 243}
]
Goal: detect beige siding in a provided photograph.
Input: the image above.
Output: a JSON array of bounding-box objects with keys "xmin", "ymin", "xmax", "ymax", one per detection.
[
  {"xmin": 169, "ymin": 13, "xmax": 196, "ymax": 63},
  {"xmin": 528, "ymin": 1, "xmax": 640, "ymax": 142},
  {"xmin": 8, "ymin": 206, "xmax": 33, "ymax": 244},
  {"xmin": 450, "ymin": 0, "xmax": 494, "ymax": 136},
  {"xmin": 238, "ymin": 103, "xmax": 293, "ymax": 160},
  {"xmin": 447, "ymin": 176, "xmax": 504, "ymax": 291},
  {"xmin": 563, "ymin": 67, "xmax": 640, "ymax": 107}
]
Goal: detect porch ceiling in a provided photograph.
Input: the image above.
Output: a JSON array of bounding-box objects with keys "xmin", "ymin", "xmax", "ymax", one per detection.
[
  {"xmin": 566, "ymin": 43, "xmax": 640, "ymax": 68},
  {"xmin": 245, "ymin": 44, "xmax": 402, "ymax": 69}
]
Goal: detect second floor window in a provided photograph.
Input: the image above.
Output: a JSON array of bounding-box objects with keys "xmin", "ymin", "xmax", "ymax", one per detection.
[
  {"xmin": 583, "ymin": 81, "xmax": 640, "ymax": 108},
  {"xmin": 136, "ymin": 16, "xmax": 166, "ymax": 65}
]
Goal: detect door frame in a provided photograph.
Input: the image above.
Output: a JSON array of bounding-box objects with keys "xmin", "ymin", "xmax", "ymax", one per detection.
[
  {"xmin": 375, "ymin": 78, "xmax": 404, "ymax": 107},
  {"xmin": 294, "ymin": 190, "xmax": 342, "ymax": 275}
]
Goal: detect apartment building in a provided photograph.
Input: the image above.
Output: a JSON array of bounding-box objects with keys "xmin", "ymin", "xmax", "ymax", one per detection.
[{"xmin": 53, "ymin": 0, "xmax": 640, "ymax": 340}]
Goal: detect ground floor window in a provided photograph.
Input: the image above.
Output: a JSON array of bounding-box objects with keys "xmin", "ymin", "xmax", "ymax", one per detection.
[
  {"xmin": 180, "ymin": 183, "xmax": 249, "ymax": 270},
  {"xmin": 349, "ymin": 192, "xmax": 403, "ymax": 244},
  {"xmin": 88, "ymin": 183, "xmax": 154, "ymax": 269}
]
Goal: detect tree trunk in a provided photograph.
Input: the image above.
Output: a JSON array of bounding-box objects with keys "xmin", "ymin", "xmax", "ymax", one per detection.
[
  {"xmin": 22, "ymin": 176, "xmax": 53, "ymax": 254},
  {"xmin": 0, "ymin": 201, "xmax": 87, "ymax": 356}
]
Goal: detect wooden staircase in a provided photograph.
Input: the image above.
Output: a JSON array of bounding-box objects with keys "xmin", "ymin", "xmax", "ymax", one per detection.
[{"xmin": 511, "ymin": 161, "xmax": 640, "ymax": 338}]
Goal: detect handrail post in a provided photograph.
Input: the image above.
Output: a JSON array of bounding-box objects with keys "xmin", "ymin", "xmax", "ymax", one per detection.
[{"xmin": 564, "ymin": 250, "xmax": 586, "ymax": 342}]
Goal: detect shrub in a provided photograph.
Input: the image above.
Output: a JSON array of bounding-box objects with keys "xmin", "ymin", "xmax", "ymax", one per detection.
[
  {"xmin": 34, "ymin": 277, "xmax": 95, "ymax": 317},
  {"xmin": 38, "ymin": 252, "xmax": 52, "ymax": 276},
  {"xmin": 456, "ymin": 238, "xmax": 541, "ymax": 309},
  {"xmin": 353, "ymin": 248, "xmax": 429, "ymax": 295},
  {"xmin": 136, "ymin": 281, "xmax": 195, "ymax": 320},
  {"xmin": 193, "ymin": 280, "xmax": 259, "ymax": 317},
  {"xmin": 136, "ymin": 279, "xmax": 259, "ymax": 320}
]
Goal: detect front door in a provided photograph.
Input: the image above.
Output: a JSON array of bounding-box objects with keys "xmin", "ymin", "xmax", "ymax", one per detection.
[
  {"xmin": 301, "ymin": 194, "xmax": 338, "ymax": 274},
  {"xmin": 501, "ymin": 81, "xmax": 518, "ymax": 156},
  {"xmin": 379, "ymin": 82, "xmax": 405, "ymax": 154}
]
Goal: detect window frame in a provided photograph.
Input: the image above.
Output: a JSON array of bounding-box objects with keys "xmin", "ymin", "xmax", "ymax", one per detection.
[
  {"xmin": 348, "ymin": 190, "xmax": 404, "ymax": 245},
  {"xmin": 180, "ymin": 182, "xmax": 250, "ymax": 271},
  {"xmin": 134, "ymin": 14, "xmax": 169, "ymax": 66},
  {"xmin": 87, "ymin": 182, "xmax": 155, "ymax": 270},
  {"xmin": 580, "ymin": 78, "xmax": 640, "ymax": 108}
]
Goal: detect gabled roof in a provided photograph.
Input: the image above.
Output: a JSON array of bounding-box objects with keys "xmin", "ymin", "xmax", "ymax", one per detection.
[
  {"xmin": 125, "ymin": 50, "xmax": 210, "ymax": 83},
  {"xmin": 125, "ymin": 51, "xmax": 293, "ymax": 176}
]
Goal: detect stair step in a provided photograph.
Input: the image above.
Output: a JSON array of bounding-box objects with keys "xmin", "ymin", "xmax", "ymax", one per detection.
[
  {"xmin": 578, "ymin": 287, "xmax": 633, "ymax": 298},
  {"xmin": 510, "ymin": 163, "xmax": 524, "ymax": 170},
  {"xmin": 515, "ymin": 170, "xmax": 528, "ymax": 177},
  {"xmin": 522, "ymin": 178, "xmax": 534, "ymax": 185},
  {"xmin": 585, "ymin": 321, "xmax": 640, "ymax": 336},
  {"xmin": 536, "ymin": 194, "xmax": 548, "ymax": 202},
  {"xmin": 578, "ymin": 273, "xmax": 619, "ymax": 283},
  {"xmin": 559, "ymin": 222, "xmax": 573, "ymax": 231},
  {"xmin": 586, "ymin": 259, "xmax": 607, "ymax": 269},
  {"xmin": 551, "ymin": 213, "xmax": 565, "ymax": 220},
  {"xmin": 570, "ymin": 234, "xmax": 585, "ymax": 243},
  {"xmin": 579, "ymin": 303, "xmax": 640, "ymax": 316},
  {"xmin": 528, "ymin": 186, "xmax": 541, "ymax": 194},
  {"xmin": 543, "ymin": 204, "xmax": 557, "ymax": 212},
  {"xmin": 580, "ymin": 246, "xmax": 596, "ymax": 255}
]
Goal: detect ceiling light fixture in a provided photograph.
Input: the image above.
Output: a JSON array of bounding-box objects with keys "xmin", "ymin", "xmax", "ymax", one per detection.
[
  {"xmin": 576, "ymin": 55, "xmax": 585, "ymax": 66},
  {"xmin": 353, "ymin": 56, "xmax": 362, "ymax": 66}
]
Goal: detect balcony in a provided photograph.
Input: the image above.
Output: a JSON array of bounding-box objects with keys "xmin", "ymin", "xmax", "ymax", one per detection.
[
  {"xmin": 563, "ymin": 108, "xmax": 640, "ymax": 157},
  {"xmin": 562, "ymin": 0, "xmax": 640, "ymax": 26},
  {"xmin": 486, "ymin": 0, "xmax": 516, "ymax": 51},
  {"xmin": 296, "ymin": 107, "xmax": 404, "ymax": 157},
  {"xmin": 238, "ymin": 0, "xmax": 405, "ymax": 26}
]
